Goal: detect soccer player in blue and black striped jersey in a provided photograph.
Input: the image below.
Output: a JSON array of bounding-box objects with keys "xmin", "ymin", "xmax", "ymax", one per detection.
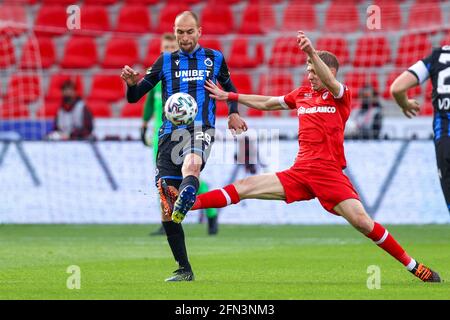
[
  {"xmin": 121, "ymin": 11, "xmax": 247, "ymax": 281},
  {"xmin": 391, "ymin": 44, "xmax": 450, "ymax": 215}
]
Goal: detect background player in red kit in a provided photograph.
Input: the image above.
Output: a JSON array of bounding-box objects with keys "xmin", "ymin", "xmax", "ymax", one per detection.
[{"xmin": 170, "ymin": 31, "xmax": 441, "ymax": 282}]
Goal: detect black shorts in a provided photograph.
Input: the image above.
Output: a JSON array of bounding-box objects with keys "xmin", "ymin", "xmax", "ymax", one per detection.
[
  {"xmin": 155, "ymin": 126, "xmax": 215, "ymax": 188},
  {"xmin": 435, "ymin": 137, "xmax": 450, "ymax": 210}
]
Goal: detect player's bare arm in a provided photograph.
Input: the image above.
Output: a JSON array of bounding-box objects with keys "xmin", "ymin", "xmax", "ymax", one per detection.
[
  {"xmin": 390, "ymin": 71, "xmax": 421, "ymax": 119},
  {"xmin": 298, "ymin": 31, "xmax": 341, "ymax": 97},
  {"xmin": 205, "ymin": 79, "xmax": 284, "ymax": 111}
]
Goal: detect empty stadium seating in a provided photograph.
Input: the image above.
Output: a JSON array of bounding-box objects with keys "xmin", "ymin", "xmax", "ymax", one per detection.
[
  {"xmin": 45, "ymin": 74, "xmax": 84, "ymax": 102},
  {"xmin": 228, "ymin": 38, "xmax": 264, "ymax": 68},
  {"xmin": 0, "ymin": 35, "xmax": 16, "ymax": 68},
  {"xmin": 20, "ymin": 37, "xmax": 56, "ymax": 69},
  {"xmin": 238, "ymin": 3, "xmax": 276, "ymax": 34},
  {"xmin": 102, "ymin": 38, "xmax": 139, "ymax": 69},
  {"xmin": 87, "ymin": 74, "xmax": 125, "ymax": 103},
  {"xmin": 201, "ymin": 4, "xmax": 234, "ymax": 34},
  {"xmin": 281, "ymin": 3, "xmax": 317, "ymax": 31},
  {"xmin": 60, "ymin": 37, "xmax": 98, "ymax": 69},
  {"xmin": 2, "ymin": 0, "xmax": 448, "ymax": 120},
  {"xmin": 353, "ymin": 36, "xmax": 391, "ymax": 67},
  {"xmin": 115, "ymin": 5, "xmax": 152, "ymax": 34}
]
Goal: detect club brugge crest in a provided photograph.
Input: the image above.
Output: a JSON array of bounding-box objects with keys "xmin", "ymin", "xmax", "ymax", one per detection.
[{"xmin": 204, "ymin": 58, "xmax": 213, "ymax": 67}]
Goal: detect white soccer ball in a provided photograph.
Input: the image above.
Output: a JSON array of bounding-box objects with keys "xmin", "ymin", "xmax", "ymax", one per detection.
[{"xmin": 164, "ymin": 92, "xmax": 198, "ymax": 126}]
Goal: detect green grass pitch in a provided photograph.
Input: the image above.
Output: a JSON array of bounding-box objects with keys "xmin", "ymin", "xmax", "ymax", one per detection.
[{"xmin": 0, "ymin": 224, "xmax": 449, "ymax": 300}]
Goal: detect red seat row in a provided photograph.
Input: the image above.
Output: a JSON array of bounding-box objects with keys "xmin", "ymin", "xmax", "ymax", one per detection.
[
  {"xmin": 1, "ymin": 1, "xmax": 442, "ymax": 37},
  {"xmin": 1, "ymin": 33, "xmax": 439, "ymax": 70}
]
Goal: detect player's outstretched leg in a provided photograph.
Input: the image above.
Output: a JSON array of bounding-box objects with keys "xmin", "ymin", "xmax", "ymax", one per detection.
[
  {"xmin": 191, "ymin": 173, "xmax": 286, "ymax": 211},
  {"xmin": 334, "ymin": 199, "xmax": 441, "ymax": 283}
]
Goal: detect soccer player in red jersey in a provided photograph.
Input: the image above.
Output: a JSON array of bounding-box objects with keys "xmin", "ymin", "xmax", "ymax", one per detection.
[{"xmin": 170, "ymin": 31, "xmax": 440, "ymax": 282}]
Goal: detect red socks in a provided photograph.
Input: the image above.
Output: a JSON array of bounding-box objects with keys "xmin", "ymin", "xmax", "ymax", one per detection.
[
  {"xmin": 191, "ymin": 184, "xmax": 240, "ymax": 210},
  {"xmin": 367, "ymin": 222, "xmax": 412, "ymax": 267}
]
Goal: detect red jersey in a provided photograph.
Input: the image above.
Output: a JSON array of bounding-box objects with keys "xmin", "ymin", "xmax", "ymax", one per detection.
[{"xmin": 279, "ymin": 83, "xmax": 352, "ymax": 169}]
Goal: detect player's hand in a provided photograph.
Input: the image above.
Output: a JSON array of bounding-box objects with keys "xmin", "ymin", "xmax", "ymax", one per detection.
[
  {"xmin": 204, "ymin": 79, "xmax": 228, "ymax": 100},
  {"xmin": 401, "ymin": 99, "xmax": 420, "ymax": 119},
  {"xmin": 120, "ymin": 65, "xmax": 140, "ymax": 86},
  {"xmin": 228, "ymin": 113, "xmax": 248, "ymax": 136},
  {"xmin": 140, "ymin": 125, "xmax": 151, "ymax": 147},
  {"xmin": 297, "ymin": 31, "xmax": 315, "ymax": 56}
]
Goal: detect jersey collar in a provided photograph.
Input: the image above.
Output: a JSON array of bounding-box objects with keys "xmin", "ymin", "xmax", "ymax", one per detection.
[{"xmin": 179, "ymin": 44, "xmax": 202, "ymax": 58}]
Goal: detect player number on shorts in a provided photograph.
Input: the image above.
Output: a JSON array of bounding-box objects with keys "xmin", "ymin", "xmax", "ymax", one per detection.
[{"xmin": 195, "ymin": 132, "xmax": 211, "ymax": 145}]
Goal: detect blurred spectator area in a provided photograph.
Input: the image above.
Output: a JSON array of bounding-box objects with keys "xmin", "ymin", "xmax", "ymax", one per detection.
[{"xmin": 0, "ymin": 0, "xmax": 449, "ymax": 120}]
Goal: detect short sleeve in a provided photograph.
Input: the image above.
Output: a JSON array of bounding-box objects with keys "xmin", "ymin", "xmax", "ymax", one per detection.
[
  {"xmin": 408, "ymin": 51, "xmax": 434, "ymax": 84},
  {"xmin": 279, "ymin": 88, "xmax": 299, "ymax": 110}
]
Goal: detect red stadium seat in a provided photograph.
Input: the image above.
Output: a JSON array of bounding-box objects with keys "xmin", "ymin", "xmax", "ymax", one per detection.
[
  {"xmin": 316, "ymin": 37, "xmax": 350, "ymax": 65},
  {"xmin": 88, "ymin": 75, "xmax": 125, "ymax": 103},
  {"xmin": 228, "ymin": 38, "xmax": 263, "ymax": 68},
  {"xmin": 34, "ymin": 5, "xmax": 67, "ymax": 36},
  {"xmin": 353, "ymin": 36, "xmax": 391, "ymax": 67},
  {"xmin": 60, "ymin": 36, "xmax": 98, "ymax": 69},
  {"xmin": 42, "ymin": 0, "xmax": 80, "ymax": 3},
  {"xmin": 420, "ymin": 100, "xmax": 433, "ymax": 116},
  {"xmin": 0, "ymin": 4, "xmax": 27, "ymax": 36},
  {"xmin": 344, "ymin": 72, "xmax": 380, "ymax": 99},
  {"xmin": 143, "ymin": 38, "xmax": 161, "ymax": 67},
  {"xmin": 75, "ymin": 6, "xmax": 110, "ymax": 34},
  {"xmin": 231, "ymin": 72, "xmax": 253, "ymax": 94},
  {"xmin": 120, "ymin": 100, "xmax": 145, "ymax": 118},
  {"xmin": 156, "ymin": 3, "xmax": 190, "ymax": 34},
  {"xmin": 372, "ymin": 1, "xmax": 402, "ymax": 30},
  {"xmin": 124, "ymin": 0, "xmax": 159, "ymax": 3},
  {"xmin": 0, "ymin": 103, "xmax": 30, "ymax": 119},
  {"xmin": 199, "ymin": 38, "xmax": 223, "ymax": 52},
  {"xmin": 115, "ymin": 5, "xmax": 152, "ymax": 34},
  {"xmin": 395, "ymin": 34, "xmax": 431, "ymax": 68},
  {"xmin": 258, "ymin": 73, "xmax": 294, "ymax": 96},
  {"xmin": 85, "ymin": 99, "xmax": 112, "ymax": 117},
  {"xmin": 215, "ymin": 100, "xmax": 230, "ymax": 117},
  {"xmin": 5, "ymin": 0, "xmax": 37, "ymax": 3},
  {"xmin": 20, "ymin": 37, "xmax": 56, "ymax": 69},
  {"xmin": 102, "ymin": 38, "xmax": 139, "ymax": 69},
  {"xmin": 247, "ymin": 108, "xmax": 264, "ymax": 117},
  {"xmin": 382, "ymin": 70, "xmax": 422, "ymax": 99},
  {"xmin": 238, "ymin": 3, "xmax": 276, "ymax": 34},
  {"xmin": 269, "ymin": 37, "xmax": 305, "ymax": 67},
  {"xmin": 83, "ymin": 0, "xmax": 118, "ymax": 4},
  {"xmin": 201, "ymin": 4, "xmax": 234, "ymax": 35},
  {"xmin": 407, "ymin": 1, "xmax": 442, "ymax": 32},
  {"xmin": 281, "ymin": 3, "xmax": 316, "ymax": 31},
  {"xmin": 5, "ymin": 74, "xmax": 41, "ymax": 104},
  {"xmin": 45, "ymin": 74, "xmax": 83, "ymax": 102},
  {"xmin": 440, "ymin": 33, "xmax": 450, "ymax": 47},
  {"xmin": 323, "ymin": 3, "xmax": 360, "ymax": 32},
  {"xmin": 36, "ymin": 99, "xmax": 60, "ymax": 118},
  {"xmin": 0, "ymin": 35, "xmax": 16, "ymax": 68}
]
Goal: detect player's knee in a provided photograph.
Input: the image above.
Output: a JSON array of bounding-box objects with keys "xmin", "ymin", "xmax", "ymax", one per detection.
[
  {"xmin": 352, "ymin": 212, "xmax": 373, "ymax": 234},
  {"xmin": 234, "ymin": 177, "xmax": 253, "ymax": 197}
]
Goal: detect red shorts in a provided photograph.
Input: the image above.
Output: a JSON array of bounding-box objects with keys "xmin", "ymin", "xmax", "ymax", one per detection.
[{"xmin": 276, "ymin": 163, "xmax": 360, "ymax": 215}]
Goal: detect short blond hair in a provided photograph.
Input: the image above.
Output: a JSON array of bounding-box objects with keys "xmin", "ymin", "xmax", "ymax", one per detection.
[{"xmin": 307, "ymin": 50, "xmax": 339, "ymax": 72}]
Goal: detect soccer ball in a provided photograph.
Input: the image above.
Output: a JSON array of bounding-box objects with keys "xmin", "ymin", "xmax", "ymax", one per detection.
[{"xmin": 164, "ymin": 92, "xmax": 198, "ymax": 126}]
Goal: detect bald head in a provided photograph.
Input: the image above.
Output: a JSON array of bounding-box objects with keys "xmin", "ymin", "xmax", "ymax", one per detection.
[
  {"xmin": 174, "ymin": 11, "xmax": 202, "ymax": 54},
  {"xmin": 175, "ymin": 11, "xmax": 200, "ymax": 28}
]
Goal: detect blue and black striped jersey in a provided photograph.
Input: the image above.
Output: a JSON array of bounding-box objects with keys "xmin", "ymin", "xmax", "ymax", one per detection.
[
  {"xmin": 408, "ymin": 45, "xmax": 450, "ymax": 141},
  {"xmin": 127, "ymin": 45, "xmax": 238, "ymax": 136}
]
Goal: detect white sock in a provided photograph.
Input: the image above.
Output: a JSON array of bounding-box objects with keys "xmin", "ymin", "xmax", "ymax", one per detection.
[{"xmin": 406, "ymin": 259, "xmax": 417, "ymax": 271}]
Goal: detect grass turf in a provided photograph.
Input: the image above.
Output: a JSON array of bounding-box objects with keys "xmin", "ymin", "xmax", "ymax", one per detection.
[{"xmin": 0, "ymin": 224, "xmax": 449, "ymax": 300}]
